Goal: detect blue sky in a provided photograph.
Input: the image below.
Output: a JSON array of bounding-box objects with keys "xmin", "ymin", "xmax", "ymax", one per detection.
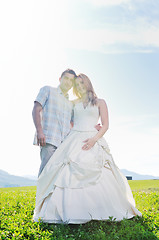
[{"xmin": 0, "ymin": 0, "xmax": 158, "ymax": 176}]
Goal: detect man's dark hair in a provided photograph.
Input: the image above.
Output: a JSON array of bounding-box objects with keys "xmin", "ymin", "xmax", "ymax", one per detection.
[{"xmin": 61, "ymin": 69, "xmax": 77, "ymax": 78}]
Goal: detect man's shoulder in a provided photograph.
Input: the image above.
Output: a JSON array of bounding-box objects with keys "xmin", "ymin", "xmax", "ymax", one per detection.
[
  {"xmin": 39, "ymin": 85, "xmax": 57, "ymax": 94},
  {"xmin": 41, "ymin": 85, "xmax": 56, "ymax": 90}
]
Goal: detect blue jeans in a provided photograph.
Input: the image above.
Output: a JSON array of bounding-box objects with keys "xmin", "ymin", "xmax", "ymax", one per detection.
[{"xmin": 38, "ymin": 143, "xmax": 57, "ymax": 177}]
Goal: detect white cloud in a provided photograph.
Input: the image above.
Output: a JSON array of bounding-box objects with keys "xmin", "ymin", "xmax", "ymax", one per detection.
[
  {"xmin": 142, "ymin": 26, "xmax": 159, "ymax": 47},
  {"xmin": 65, "ymin": 24, "xmax": 159, "ymax": 53},
  {"xmin": 85, "ymin": 0, "xmax": 129, "ymax": 6},
  {"xmin": 1, "ymin": 0, "xmax": 158, "ymax": 55},
  {"xmin": 67, "ymin": 0, "xmax": 159, "ymax": 53}
]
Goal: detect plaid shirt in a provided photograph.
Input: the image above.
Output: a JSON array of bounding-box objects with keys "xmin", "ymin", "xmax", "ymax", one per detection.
[{"xmin": 33, "ymin": 85, "xmax": 73, "ymax": 147}]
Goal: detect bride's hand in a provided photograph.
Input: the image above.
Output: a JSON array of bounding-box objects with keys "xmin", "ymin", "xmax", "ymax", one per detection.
[{"xmin": 82, "ymin": 138, "xmax": 96, "ymax": 150}]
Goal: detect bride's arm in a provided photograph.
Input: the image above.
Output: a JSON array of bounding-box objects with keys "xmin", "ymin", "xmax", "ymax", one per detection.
[{"xmin": 82, "ymin": 99, "xmax": 109, "ymax": 150}]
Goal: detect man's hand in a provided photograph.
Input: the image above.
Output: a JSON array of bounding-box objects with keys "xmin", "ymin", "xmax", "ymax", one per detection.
[
  {"xmin": 95, "ymin": 123, "xmax": 102, "ymax": 131},
  {"xmin": 82, "ymin": 137, "xmax": 96, "ymax": 150},
  {"xmin": 32, "ymin": 102, "xmax": 46, "ymax": 146},
  {"xmin": 37, "ymin": 131, "xmax": 46, "ymax": 146}
]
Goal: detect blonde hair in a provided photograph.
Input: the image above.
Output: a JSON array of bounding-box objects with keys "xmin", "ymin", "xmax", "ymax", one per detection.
[{"xmin": 73, "ymin": 73, "xmax": 97, "ymax": 106}]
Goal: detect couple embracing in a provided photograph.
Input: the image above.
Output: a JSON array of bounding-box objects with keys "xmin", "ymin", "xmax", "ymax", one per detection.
[{"xmin": 32, "ymin": 69, "xmax": 141, "ymax": 224}]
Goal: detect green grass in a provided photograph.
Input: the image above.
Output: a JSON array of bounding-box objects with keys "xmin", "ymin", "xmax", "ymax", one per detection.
[
  {"xmin": 0, "ymin": 180, "xmax": 159, "ymax": 239},
  {"xmin": 129, "ymin": 180, "xmax": 159, "ymax": 192}
]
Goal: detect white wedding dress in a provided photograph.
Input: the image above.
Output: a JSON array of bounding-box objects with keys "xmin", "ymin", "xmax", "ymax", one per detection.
[{"xmin": 33, "ymin": 102, "xmax": 142, "ymax": 224}]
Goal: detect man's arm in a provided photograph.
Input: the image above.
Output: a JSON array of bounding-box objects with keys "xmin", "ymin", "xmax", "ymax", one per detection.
[{"xmin": 32, "ymin": 101, "xmax": 46, "ymax": 146}]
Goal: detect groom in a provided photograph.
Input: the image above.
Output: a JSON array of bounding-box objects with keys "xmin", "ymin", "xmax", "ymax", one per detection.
[{"xmin": 32, "ymin": 69, "xmax": 77, "ymax": 177}]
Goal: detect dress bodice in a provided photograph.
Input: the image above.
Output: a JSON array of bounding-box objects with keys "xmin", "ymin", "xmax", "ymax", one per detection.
[{"xmin": 72, "ymin": 102, "xmax": 99, "ymax": 131}]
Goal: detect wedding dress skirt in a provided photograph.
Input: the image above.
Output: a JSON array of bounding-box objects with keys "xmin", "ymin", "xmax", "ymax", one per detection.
[{"xmin": 33, "ymin": 103, "xmax": 142, "ymax": 224}]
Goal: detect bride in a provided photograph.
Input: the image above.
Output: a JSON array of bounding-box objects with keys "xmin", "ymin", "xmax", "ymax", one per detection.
[{"xmin": 33, "ymin": 74, "xmax": 142, "ymax": 224}]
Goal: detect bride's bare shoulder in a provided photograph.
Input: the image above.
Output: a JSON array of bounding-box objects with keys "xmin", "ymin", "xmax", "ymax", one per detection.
[{"xmin": 96, "ymin": 98, "xmax": 107, "ymax": 107}]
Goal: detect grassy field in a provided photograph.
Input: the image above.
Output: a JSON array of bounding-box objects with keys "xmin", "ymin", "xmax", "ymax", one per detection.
[{"xmin": 0, "ymin": 180, "xmax": 159, "ymax": 239}]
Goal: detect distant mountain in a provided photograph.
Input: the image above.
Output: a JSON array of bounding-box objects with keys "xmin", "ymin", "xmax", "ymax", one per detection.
[
  {"xmin": 1, "ymin": 168, "xmax": 159, "ymax": 188},
  {"xmin": 121, "ymin": 169, "xmax": 159, "ymax": 180},
  {"xmin": 23, "ymin": 175, "xmax": 38, "ymax": 180},
  {"xmin": 22, "ymin": 170, "xmax": 159, "ymax": 181},
  {"xmin": 0, "ymin": 169, "xmax": 37, "ymax": 188}
]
